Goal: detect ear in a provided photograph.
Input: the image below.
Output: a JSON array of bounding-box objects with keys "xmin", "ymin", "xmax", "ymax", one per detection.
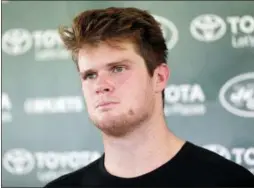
[{"xmin": 153, "ymin": 63, "xmax": 170, "ymax": 93}]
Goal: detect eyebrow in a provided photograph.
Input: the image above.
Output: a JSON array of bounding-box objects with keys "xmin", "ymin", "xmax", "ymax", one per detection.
[{"xmin": 79, "ymin": 59, "xmax": 131, "ymax": 76}]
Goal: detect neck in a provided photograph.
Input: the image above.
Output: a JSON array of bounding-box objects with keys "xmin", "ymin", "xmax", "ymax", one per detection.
[{"xmin": 102, "ymin": 108, "xmax": 185, "ymax": 178}]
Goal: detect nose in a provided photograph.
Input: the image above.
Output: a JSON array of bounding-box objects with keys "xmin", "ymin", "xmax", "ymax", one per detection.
[{"xmin": 95, "ymin": 72, "xmax": 114, "ymax": 94}]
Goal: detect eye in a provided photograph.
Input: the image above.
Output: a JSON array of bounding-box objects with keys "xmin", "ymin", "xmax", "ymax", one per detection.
[
  {"xmin": 112, "ymin": 66, "xmax": 126, "ymax": 73},
  {"xmin": 83, "ymin": 72, "xmax": 97, "ymax": 80}
]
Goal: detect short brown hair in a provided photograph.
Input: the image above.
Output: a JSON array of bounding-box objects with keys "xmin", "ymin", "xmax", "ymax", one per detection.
[{"xmin": 58, "ymin": 7, "xmax": 168, "ymax": 107}]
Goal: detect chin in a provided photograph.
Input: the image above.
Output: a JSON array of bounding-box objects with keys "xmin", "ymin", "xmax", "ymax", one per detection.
[
  {"xmin": 89, "ymin": 111, "xmax": 131, "ymax": 137},
  {"xmin": 89, "ymin": 107, "xmax": 150, "ymax": 137},
  {"xmin": 95, "ymin": 111, "xmax": 123, "ymax": 124}
]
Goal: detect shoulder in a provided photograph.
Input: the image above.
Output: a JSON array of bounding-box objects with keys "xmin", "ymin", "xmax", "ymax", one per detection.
[
  {"xmin": 43, "ymin": 155, "xmax": 103, "ymax": 188},
  {"xmin": 185, "ymin": 142, "xmax": 254, "ymax": 185}
]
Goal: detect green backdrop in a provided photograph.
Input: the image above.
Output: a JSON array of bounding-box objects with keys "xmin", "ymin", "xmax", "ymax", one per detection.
[{"xmin": 2, "ymin": 1, "xmax": 254, "ymax": 187}]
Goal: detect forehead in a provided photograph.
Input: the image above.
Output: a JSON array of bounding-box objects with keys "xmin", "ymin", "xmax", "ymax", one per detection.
[{"xmin": 77, "ymin": 41, "xmax": 141, "ymax": 70}]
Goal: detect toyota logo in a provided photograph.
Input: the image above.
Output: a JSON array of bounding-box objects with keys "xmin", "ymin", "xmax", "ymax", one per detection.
[
  {"xmin": 3, "ymin": 148, "xmax": 35, "ymax": 175},
  {"xmin": 190, "ymin": 14, "xmax": 227, "ymax": 42}
]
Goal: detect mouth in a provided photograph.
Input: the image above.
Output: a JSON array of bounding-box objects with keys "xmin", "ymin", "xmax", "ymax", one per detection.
[{"xmin": 96, "ymin": 102, "xmax": 119, "ymax": 108}]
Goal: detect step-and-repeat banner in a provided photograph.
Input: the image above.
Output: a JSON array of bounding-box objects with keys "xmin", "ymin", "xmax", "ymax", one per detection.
[{"xmin": 2, "ymin": 1, "xmax": 254, "ymax": 187}]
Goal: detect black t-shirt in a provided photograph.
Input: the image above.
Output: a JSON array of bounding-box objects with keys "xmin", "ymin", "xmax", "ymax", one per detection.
[{"xmin": 44, "ymin": 141, "xmax": 254, "ymax": 187}]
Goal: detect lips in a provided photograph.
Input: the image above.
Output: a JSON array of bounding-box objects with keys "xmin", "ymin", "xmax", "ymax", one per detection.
[{"xmin": 96, "ymin": 101, "xmax": 119, "ymax": 108}]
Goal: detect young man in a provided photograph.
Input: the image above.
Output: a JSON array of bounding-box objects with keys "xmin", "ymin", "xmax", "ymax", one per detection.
[{"xmin": 45, "ymin": 7, "xmax": 254, "ymax": 187}]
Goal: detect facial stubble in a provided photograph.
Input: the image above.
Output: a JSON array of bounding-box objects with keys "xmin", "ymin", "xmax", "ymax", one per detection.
[{"xmin": 89, "ymin": 94, "xmax": 155, "ymax": 138}]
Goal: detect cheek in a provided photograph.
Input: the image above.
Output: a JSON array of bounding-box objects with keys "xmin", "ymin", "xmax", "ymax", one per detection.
[
  {"xmin": 81, "ymin": 83, "xmax": 94, "ymax": 104},
  {"xmin": 115, "ymin": 70, "xmax": 135, "ymax": 89},
  {"xmin": 116, "ymin": 72, "xmax": 146, "ymax": 99}
]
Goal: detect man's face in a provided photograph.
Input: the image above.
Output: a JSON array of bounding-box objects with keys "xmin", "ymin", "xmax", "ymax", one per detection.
[{"xmin": 78, "ymin": 41, "xmax": 158, "ymax": 137}]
